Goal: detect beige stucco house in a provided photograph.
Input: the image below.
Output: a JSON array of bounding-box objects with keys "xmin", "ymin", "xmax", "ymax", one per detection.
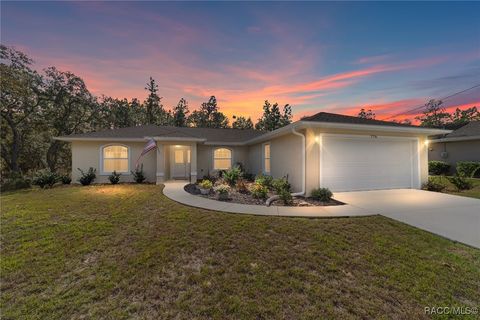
[
  {"xmin": 56, "ymin": 112, "xmax": 449, "ymax": 194},
  {"xmin": 428, "ymin": 121, "xmax": 480, "ymax": 174}
]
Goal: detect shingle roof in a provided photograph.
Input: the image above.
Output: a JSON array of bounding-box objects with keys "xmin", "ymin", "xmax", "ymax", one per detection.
[
  {"xmin": 59, "ymin": 125, "xmax": 264, "ymax": 143},
  {"xmin": 445, "ymin": 121, "xmax": 480, "ymax": 138},
  {"xmin": 301, "ymin": 112, "xmax": 420, "ymax": 128}
]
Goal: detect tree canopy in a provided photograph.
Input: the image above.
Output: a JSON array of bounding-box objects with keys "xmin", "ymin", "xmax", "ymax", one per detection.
[{"xmin": 255, "ymin": 100, "xmax": 292, "ymax": 131}]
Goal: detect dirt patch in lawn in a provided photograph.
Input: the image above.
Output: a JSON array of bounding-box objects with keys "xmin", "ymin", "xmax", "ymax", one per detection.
[{"xmin": 184, "ymin": 183, "xmax": 344, "ymax": 207}]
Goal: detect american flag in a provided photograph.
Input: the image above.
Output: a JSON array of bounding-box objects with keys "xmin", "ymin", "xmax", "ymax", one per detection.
[{"xmin": 135, "ymin": 138, "xmax": 157, "ymax": 168}]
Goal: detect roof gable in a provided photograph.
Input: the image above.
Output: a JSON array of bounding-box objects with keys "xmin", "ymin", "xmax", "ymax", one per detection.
[{"xmin": 446, "ymin": 121, "xmax": 480, "ymax": 137}]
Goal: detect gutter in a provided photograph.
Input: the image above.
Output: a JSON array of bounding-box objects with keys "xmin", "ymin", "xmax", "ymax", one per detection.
[
  {"xmin": 266, "ymin": 125, "xmax": 306, "ymax": 206},
  {"xmin": 429, "ymin": 135, "xmax": 480, "ymax": 143}
]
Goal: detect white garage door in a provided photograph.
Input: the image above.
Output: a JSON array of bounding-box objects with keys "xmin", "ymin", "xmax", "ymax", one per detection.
[{"xmin": 321, "ymin": 135, "xmax": 419, "ymax": 192}]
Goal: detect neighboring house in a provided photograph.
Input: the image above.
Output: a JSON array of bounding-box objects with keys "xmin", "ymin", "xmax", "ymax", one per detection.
[
  {"xmin": 428, "ymin": 121, "xmax": 480, "ymax": 174},
  {"xmin": 55, "ymin": 112, "xmax": 448, "ymax": 193}
]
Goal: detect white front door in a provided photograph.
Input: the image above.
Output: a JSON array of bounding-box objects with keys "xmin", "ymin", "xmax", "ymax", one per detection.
[
  {"xmin": 320, "ymin": 135, "xmax": 419, "ymax": 192},
  {"xmin": 171, "ymin": 147, "xmax": 191, "ymax": 179}
]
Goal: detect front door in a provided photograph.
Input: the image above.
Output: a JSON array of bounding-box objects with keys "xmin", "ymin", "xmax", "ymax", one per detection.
[{"xmin": 172, "ymin": 146, "xmax": 191, "ymax": 179}]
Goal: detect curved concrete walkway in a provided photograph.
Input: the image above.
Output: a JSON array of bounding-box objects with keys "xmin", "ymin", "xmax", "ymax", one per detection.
[{"xmin": 163, "ymin": 181, "xmax": 374, "ymax": 217}]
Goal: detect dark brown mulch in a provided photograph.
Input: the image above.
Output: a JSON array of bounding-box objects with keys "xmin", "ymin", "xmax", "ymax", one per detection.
[{"xmin": 184, "ymin": 184, "xmax": 344, "ymax": 207}]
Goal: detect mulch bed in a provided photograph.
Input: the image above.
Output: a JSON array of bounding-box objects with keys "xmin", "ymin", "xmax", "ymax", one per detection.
[{"xmin": 184, "ymin": 183, "xmax": 344, "ymax": 207}]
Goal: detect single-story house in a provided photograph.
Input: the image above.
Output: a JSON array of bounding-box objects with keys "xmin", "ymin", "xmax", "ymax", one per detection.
[
  {"xmin": 55, "ymin": 112, "xmax": 449, "ymax": 194},
  {"xmin": 428, "ymin": 121, "xmax": 480, "ymax": 174}
]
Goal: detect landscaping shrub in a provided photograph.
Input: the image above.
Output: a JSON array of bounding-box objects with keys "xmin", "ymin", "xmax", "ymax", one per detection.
[
  {"xmin": 447, "ymin": 175, "xmax": 473, "ymax": 191},
  {"xmin": 428, "ymin": 160, "xmax": 450, "ymax": 175},
  {"xmin": 456, "ymin": 161, "xmax": 480, "ymax": 178},
  {"xmin": 77, "ymin": 167, "xmax": 96, "ymax": 186},
  {"xmin": 310, "ymin": 188, "xmax": 333, "ymax": 202},
  {"xmin": 242, "ymin": 172, "xmax": 256, "ymax": 182},
  {"xmin": 272, "ymin": 177, "xmax": 291, "ymax": 194},
  {"xmin": 250, "ymin": 183, "xmax": 268, "ymax": 199},
  {"xmin": 235, "ymin": 178, "xmax": 249, "ymax": 194},
  {"xmin": 223, "ymin": 165, "xmax": 242, "ymax": 186},
  {"xmin": 255, "ymin": 174, "xmax": 273, "ymax": 188},
  {"xmin": 214, "ymin": 184, "xmax": 230, "ymax": 200},
  {"xmin": 199, "ymin": 179, "xmax": 213, "ymax": 189},
  {"xmin": 108, "ymin": 171, "xmax": 121, "ymax": 185},
  {"xmin": 422, "ymin": 177, "xmax": 446, "ymax": 192},
  {"xmin": 60, "ymin": 174, "xmax": 72, "ymax": 185},
  {"xmin": 131, "ymin": 164, "xmax": 146, "ymax": 183},
  {"xmin": 1, "ymin": 173, "xmax": 31, "ymax": 192},
  {"xmin": 33, "ymin": 170, "xmax": 58, "ymax": 189},
  {"xmin": 278, "ymin": 189, "xmax": 293, "ymax": 205}
]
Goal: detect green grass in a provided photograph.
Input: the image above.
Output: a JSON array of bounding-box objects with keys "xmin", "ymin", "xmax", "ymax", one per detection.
[
  {"xmin": 1, "ymin": 185, "xmax": 479, "ymax": 319},
  {"xmin": 429, "ymin": 176, "xmax": 480, "ymax": 199}
]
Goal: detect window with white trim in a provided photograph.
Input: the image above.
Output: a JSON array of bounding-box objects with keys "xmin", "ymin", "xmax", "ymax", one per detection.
[
  {"xmin": 102, "ymin": 145, "xmax": 129, "ymax": 173},
  {"xmin": 213, "ymin": 148, "xmax": 232, "ymax": 170},
  {"xmin": 263, "ymin": 143, "xmax": 271, "ymax": 173}
]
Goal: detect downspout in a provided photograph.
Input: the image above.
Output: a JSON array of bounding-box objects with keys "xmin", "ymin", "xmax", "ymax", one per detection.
[{"xmin": 266, "ymin": 125, "xmax": 306, "ymax": 206}]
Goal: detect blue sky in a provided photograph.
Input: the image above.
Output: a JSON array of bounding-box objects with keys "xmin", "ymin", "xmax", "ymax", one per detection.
[{"xmin": 2, "ymin": 1, "xmax": 479, "ymax": 121}]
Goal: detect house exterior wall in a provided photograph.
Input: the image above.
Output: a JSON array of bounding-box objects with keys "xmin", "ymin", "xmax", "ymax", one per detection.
[
  {"xmin": 303, "ymin": 128, "xmax": 429, "ymax": 195},
  {"xmin": 71, "ymin": 141, "xmax": 157, "ymax": 183},
  {"xmin": 429, "ymin": 140, "xmax": 480, "ymax": 174},
  {"xmin": 196, "ymin": 145, "xmax": 249, "ymax": 179},
  {"xmin": 247, "ymin": 132, "xmax": 303, "ymax": 193}
]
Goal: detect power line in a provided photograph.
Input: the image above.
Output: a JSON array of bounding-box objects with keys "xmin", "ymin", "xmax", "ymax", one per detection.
[{"xmin": 381, "ymin": 83, "xmax": 480, "ymax": 121}]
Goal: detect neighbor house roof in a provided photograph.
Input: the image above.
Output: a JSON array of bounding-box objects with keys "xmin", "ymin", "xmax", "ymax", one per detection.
[
  {"xmin": 56, "ymin": 111, "xmax": 451, "ymax": 145},
  {"xmin": 55, "ymin": 125, "xmax": 264, "ymax": 144},
  {"xmin": 430, "ymin": 121, "xmax": 480, "ymax": 143}
]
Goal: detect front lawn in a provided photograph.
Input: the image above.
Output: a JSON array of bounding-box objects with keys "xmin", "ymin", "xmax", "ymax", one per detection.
[
  {"xmin": 1, "ymin": 185, "xmax": 479, "ymax": 319},
  {"xmin": 429, "ymin": 176, "xmax": 480, "ymax": 199}
]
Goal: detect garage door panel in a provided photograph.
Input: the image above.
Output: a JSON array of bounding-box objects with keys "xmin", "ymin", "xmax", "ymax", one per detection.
[{"xmin": 321, "ymin": 136, "xmax": 418, "ymax": 192}]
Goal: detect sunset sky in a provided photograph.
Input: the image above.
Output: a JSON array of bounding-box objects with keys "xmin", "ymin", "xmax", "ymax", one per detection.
[{"xmin": 2, "ymin": 1, "xmax": 479, "ymax": 122}]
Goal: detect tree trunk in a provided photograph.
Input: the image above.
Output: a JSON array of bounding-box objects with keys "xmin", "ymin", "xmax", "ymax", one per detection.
[
  {"xmin": 46, "ymin": 140, "xmax": 61, "ymax": 172},
  {"xmin": 3, "ymin": 114, "xmax": 21, "ymax": 173}
]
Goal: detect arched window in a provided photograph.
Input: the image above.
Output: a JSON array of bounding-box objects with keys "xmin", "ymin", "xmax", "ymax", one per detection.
[
  {"xmin": 102, "ymin": 145, "xmax": 129, "ymax": 173},
  {"xmin": 213, "ymin": 148, "xmax": 232, "ymax": 170}
]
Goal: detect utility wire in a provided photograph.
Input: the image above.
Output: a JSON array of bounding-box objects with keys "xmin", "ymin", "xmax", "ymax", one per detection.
[{"xmin": 381, "ymin": 83, "xmax": 480, "ymax": 121}]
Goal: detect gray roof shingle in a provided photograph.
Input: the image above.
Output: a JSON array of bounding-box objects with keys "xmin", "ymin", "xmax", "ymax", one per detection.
[
  {"xmin": 301, "ymin": 112, "xmax": 420, "ymax": 128},
  {"xmin": 445, "ymin": 121, "xmax": 480, "ymax": 138},
  {"xmin": 59, "ymin": 125, "xmax": 264, "ymax": 143}
]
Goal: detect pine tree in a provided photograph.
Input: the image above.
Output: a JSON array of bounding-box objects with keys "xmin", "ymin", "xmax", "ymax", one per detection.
[
  {"xmin": 232, "ymin": 115, "xmax": 254, "ymax": 129},
  {"xmin": 172, "ymin": 98, "xmax": 189, "ymax": 127},
  {"xmin": 143, "ymin": 77, "xmax": 171, "ymax": 125},
  {"xmin": 188, "ymin": 96, "xmax": 229, "ymax": 128},
  {"xmin": 255, "ymin": 100, "xmax": 292, "ymax": 131}
]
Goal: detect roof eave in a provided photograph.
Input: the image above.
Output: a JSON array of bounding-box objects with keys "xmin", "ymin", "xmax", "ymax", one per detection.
[{"xmin": 54, "ymin": 137, "xmax": 147, "ymax": 142}]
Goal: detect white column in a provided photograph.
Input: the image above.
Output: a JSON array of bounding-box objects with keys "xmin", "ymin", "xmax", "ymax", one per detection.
[
  {"xmin": 156, "ymin": 143, "xmax": 165, "ymax": 184},
  {"xmin": 190, "ymin": 142, "xmax": 197, "ymax": 183}
]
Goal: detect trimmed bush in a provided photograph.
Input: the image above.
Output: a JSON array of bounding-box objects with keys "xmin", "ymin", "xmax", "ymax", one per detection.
[
  {"xmin": 108, "ymin": 171, "xmax": 121, "ymax": 184},
  {"xmin": 215, "ymin": 184, "xmax": 230, "ymax": 200},
  {"xmin": 272, "ymin": 177, "xmax": 291, "ymax": 194},
  {"xmin": 278, "ymin": 189, "xmax": 293, "ymax": 206},
  {"xmin": 60, "ymin": 175, "xmax": 72, "ymax": 185},
  {"xmin": 1, "ymin": 173, "xmax": 31, "ymax": 192},
  {"xmin": 199, "ymin": 179, "xmax": 213, "ymax": 189},
  {"xmin": 428, "ymin": 161, "xmax": 451, "ymax": 175},
  {"xmin": 255, "ymin": 174, "xmax": 273, "ymax": 188},
  {"xmin": 223, "ymin": 165, "xmax": 242, "ymax": 186},
  {"xmin": 33, "ymin": 170, "xmax": 58, "ymax": 189},
  {"xmin": 310, "ymin": 188, "xmax": 333, "ymax": 202},
  {"xmin": 250, "ymin": 183, "xmax": 268, "ymax": 199},
  {"xmin": 131, "ymin": 164, "xmax": 146, "ymax": 183},
  {"xmin": 77, "ymin": 167, "xmax": 96, "ymax": 186},
  {"xmin": 422, "ymin": 177, "xmax": 446, "ymax": 192},
  {"xmin": 456, "ymin": 161, "xmax": 480, "ymax": 178},
  {"xmin": 447, "ymin": 175, "xmax": 473, "ymax": 191}
]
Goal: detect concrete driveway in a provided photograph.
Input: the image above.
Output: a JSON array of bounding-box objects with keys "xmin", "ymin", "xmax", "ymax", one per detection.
[{"xmin": 334, "ymin": 189, "xmax": 480, "ymax": 248}]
